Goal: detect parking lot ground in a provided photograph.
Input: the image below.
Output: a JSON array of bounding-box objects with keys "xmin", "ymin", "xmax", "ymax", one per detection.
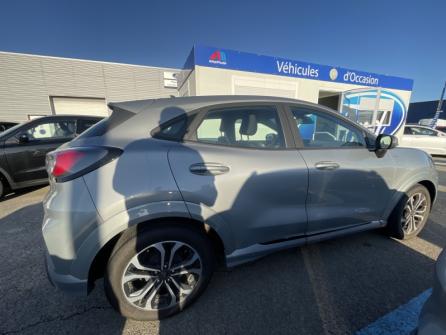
[{"xmin": 1, "ymin": 163, "xmax": 446, "ymax": 335}]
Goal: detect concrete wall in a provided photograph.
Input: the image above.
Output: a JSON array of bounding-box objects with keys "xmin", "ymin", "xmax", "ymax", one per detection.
[{"xmin": 0, "ymin": 52, "xmax": 179, "ymax": 122}]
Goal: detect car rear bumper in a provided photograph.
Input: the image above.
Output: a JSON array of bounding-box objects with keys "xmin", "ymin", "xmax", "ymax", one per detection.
[
  {"xmin": 42, "ymin": 177, "xmax": 101, "ymax": 295},
  {"xmin": 45, "ymin": 250, "xmax": 89, "ymax": 295}
]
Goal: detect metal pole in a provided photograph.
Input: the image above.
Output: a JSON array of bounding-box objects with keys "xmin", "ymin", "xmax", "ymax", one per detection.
[
  {"xmin": 430, "ymin": 81, "xmax": 446, "ymax": 128},
  {"xmin": 436, "ymin": 81, "xmax": 446, "ymax": 112}
]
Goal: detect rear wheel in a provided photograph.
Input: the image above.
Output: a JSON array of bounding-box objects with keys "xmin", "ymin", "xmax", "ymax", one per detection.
[
  {"xmin": 104, "ymin": 225, "xmax": 215, "ymax": 320},
  {"xmin": 0, "ymin": 178, "xmax": 5, "ymax": 199},
  {"xmin": 386, "ymin": 184, "xmax": 431, "ymax": 240}
]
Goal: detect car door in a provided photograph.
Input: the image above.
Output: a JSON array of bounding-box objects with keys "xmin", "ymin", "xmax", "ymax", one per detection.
[
  {"xmin": 400, "ymin": 126, "xmax": 414, "ymax": 148},
  {"xmin": 167, "ymin": 103, "xmax": 309, "ymax": 251},
  {"xmin": 411, "ymin": 126, "xmax": 444, "ymax": 155},
  {"xmin": 4, "ymin": 118, "xmax": 76, "ymax": 184},
  {"xmin": 286, "ymin": 104, "xmax": 397, "ymax": 235}
]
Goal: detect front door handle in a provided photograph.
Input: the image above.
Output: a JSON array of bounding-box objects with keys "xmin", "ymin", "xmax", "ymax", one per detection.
[
  {"xmin": 32, "ymin": 150, "xmax": 45, "ymax": 157},
  {"xmin": 315, "ymin": 161, "xmax": 340, "ymax": 170},
  {"xmin": 189, "ymin": 163, "xmax": 230, "ymax": 176}
]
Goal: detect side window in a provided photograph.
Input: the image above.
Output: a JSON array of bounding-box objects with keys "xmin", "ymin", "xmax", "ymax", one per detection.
[
  {"xmin": 291, "ymin": 108, "xmax": 365, "ymax": 148},
  {"xmin": 409, "ymin": 127, "xmax": 436, "ymax": 136},
  {"xmin": 404, "ymin": 127, "xmax": 413, "ymax": 135},
  {"xmin": 153, "ymin": 115, "xmax": 193, "ymax": 141},
  {"xmin": 77, "ymin": 119, "xmax": 100, "ymax": 134},
  {"xmin": 25, "ymin": 120, "xmax": 76, "ymax": 140},
  {"xmin": 419, "ymin": 127, "xmax": 437, "ymax": 136},
  {"xmin": 195, "ymin": 106, "xmax": 285, "ymax": 149}
]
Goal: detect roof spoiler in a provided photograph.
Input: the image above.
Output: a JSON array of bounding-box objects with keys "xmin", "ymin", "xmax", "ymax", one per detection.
[{"xmin": 108, "ymin": 98, "xmax": 157, "ymax": 115}]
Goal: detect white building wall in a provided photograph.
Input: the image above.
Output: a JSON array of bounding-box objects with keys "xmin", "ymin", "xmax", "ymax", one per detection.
[{"xmin": 194, "ymin": 66, "xmax": 412, "ymax": 106}]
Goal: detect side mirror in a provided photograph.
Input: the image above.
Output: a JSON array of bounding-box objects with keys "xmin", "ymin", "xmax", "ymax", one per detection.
[
  {"xmin": 375, "ymin": 134, "xmax": 398, "ymax": 157},
  {"xmin": 18, "ymin": 133, "xmax": 29, "ymax": 144}
]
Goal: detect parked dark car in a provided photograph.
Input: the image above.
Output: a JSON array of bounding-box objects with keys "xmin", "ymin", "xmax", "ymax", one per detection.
[
  {"xmin": 0, "ymin": 115, "xmax": 102, "ymax": 198},
  {"xmin": 0, "ymin": 121, "xmax": 18, "ymax": 132}
]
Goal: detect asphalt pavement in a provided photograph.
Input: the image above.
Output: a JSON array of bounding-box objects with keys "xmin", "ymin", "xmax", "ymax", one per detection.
[{"xmin": 0, "ymin": 162, "xmax": 445, "ymax": 335}]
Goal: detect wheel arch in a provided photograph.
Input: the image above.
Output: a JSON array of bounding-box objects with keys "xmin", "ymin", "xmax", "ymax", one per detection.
[
  {"xmin": 0, "ymin": 166, "xmax": 13, "ymax": 190},
  {"xmin": 418, "ymin": 179, "xmax": 437, "ymax": 204},
  {"xmin": 87, "ymin": 216, "xmax": 226, "ymax": 291},
  {"xmin": 384, "ymin": 178, "xmax": 437, "ymax": 222}
]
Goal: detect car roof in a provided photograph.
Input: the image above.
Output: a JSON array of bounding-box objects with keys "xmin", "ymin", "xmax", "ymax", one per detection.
[
  {"xmin": 32, "ymin": 115, "xmax": 103, "ymax": 119},
  {"xmin": 108, "ymin": 95, "xmax": 316, "ymax": 115},
  {"xmin": 405, "ymin": 124, "xmax": 434, "ymax": 128}
]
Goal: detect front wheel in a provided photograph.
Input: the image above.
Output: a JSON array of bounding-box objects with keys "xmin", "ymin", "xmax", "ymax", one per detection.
[
  {"xmin": 386, "ymin": 184, "xmax": 431, "ymax": 240},
  {"xmin": 104, "ymin": 225, "xmax": 215, "ymax": 320}
]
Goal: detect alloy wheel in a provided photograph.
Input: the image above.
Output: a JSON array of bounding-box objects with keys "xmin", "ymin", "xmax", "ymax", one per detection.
[
  {"xmin": 121, "ymin": 241, "xmax": 202, "ymax": 311},
  {"xmin": 401, "ymin": 192, "xmax": 428, "ymax": 235}
]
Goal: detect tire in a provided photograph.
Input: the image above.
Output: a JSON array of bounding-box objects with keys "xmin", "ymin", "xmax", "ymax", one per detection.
[
  {"xmin": 104, "ymin": 224, "xmax": 215, "ymax": 320},
  {"xmin": 0, "ymin": 178, "xmax": 4, "ymax": 199},
  {"xmin": 386, "ymin": 184, "xmax": 431, "ymax": 240}
]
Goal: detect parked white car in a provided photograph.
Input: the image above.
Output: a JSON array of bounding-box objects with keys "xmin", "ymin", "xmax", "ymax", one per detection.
[{"xmin": 400, "ymin": 124, "xmax": 446, "ymax": 155}]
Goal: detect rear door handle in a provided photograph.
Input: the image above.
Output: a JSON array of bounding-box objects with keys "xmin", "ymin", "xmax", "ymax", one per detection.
[
  {"xmin": 315, "ymin": 161, "xmax": 340, "ymax": 170},
  {"xmin": 189, "ymin": 163, "xmax": 230, "ymax": 176}
]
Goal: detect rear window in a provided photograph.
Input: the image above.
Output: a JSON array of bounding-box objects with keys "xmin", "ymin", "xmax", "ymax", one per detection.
[{"xmin": 152, "ymin": 114, "xmax": 195, "ymax": 141}]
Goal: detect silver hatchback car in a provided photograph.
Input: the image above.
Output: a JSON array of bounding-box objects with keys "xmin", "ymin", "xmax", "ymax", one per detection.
[{"xmin": 43, "ymin": 96, "xmax": 438, "ymax": 320}]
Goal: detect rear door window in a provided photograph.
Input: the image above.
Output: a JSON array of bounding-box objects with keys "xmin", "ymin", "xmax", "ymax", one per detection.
[{"xmin": 194, "ymin": 106, "xmax": 286, "ymax": 149}]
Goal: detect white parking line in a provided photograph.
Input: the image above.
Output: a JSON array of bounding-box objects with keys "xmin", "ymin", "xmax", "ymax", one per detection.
[{"xmin": 355, "ymin": 289, "xmax": 431, "ymax": 335}]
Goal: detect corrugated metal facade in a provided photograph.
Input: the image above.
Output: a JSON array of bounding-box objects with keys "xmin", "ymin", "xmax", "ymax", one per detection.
[{"xmin": 0, "ymin": 51, "xmax": 179, "ymax": 122}]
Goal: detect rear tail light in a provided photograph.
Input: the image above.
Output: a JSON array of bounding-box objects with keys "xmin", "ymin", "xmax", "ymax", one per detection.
[{"xmin": 46, "ymin": 147, "xmax": 122, "ymax": 182}]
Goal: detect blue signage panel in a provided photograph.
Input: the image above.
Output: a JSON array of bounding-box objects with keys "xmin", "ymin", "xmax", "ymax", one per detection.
[{"xmin": 191, "ymin": 45, "xmax": 414, "ymax": 91}]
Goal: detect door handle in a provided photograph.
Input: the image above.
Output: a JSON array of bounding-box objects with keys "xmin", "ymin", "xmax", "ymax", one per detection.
[
  {"xmin": 32, "ymin": 150, "xmax": 45, "ymax": 157},
  {"xmin": 315, "ymin": 161, "xmax": 340, "ymax": 170},
  {"xmin": 189, "ymin": 163, "xmax": 230, "ymax": 176}
]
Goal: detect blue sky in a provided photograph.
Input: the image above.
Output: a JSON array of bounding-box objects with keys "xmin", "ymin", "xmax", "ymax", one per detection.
[{"xmin": 0, "ymin": 0, "xmax": 445, "ymax": 102}]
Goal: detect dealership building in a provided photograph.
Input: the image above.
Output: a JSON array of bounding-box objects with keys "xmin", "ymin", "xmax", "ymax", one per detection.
[{"xmin": 0, "ymin": 45, "xmax": 414, "ymax": 136}]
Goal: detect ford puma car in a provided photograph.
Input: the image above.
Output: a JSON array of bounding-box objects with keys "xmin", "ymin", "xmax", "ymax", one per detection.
[{"xmin": 42, "ymin": 96, "xmax": 438, "ymax": 320}]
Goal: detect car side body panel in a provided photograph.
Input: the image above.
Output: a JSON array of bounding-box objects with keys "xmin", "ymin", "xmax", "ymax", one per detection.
[
  {"xmin": 82, "ymin": 139, "xmax": 184, "ymax": 222},
  {"xmin": 298, "ymin": 148, "xmax": 396, "ymax": 234},
  {"xmin": 167, "ymin": 141, "xmax": 309, "ymax": 254},
  {"xmin": 382, "ymin": 148, "xmax": 438, "ymax": 219}
]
